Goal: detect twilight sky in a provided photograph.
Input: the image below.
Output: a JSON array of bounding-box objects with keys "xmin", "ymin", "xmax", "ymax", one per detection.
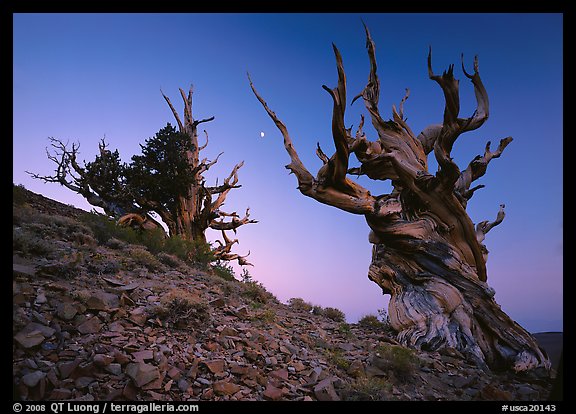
[{"xmin": 12, "ymin": 13, "xmax": 563, "ymax": 332}]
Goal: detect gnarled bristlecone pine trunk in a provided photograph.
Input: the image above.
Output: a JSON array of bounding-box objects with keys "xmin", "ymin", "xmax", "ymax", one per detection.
[{"xmin": 249, "ymin": 25, "xmax": 550, "ymax": 373}]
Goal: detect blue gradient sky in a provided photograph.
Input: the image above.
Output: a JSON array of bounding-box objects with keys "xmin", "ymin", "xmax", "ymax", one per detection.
[{"xmin": 13, "ymin": 13, "xmax": 563, "ymax": 332}]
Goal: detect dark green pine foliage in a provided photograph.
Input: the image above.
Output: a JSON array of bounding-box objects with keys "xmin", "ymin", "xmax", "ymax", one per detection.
[{"xmin": 126, "ymin": 123, "xmax": 195, "ymax": 213}]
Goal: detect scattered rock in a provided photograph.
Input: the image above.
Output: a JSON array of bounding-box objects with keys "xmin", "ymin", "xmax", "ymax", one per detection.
[
  {"xmin": 58, "ymin": 359, "xmax": 81, "ymax": 379},
  {"xmin": 203, "ymin": 359, "xmax": 225, "ymax": 374},
  {"xmin": 132, "ymin": 350, "xmax": 154, "ymax": 362},
  {"xmin": 57, "ymin": 302, "xmax": 78, "ymax": 320},
  {"xmin": 177, "ymin": 378, "xmax": 190, "ymax": 393},
  {"xmin": 105, "ymin": 363, "xmax": 123, "ymax": 376},
  {"xmin": 269, "ymin": 368, "xmax": 289, "ymax": 382},
  {"xmin": 15, "ymin": 329, "xmax": 46, "ymax": 349},
  {"xmin": 48, "ymin": 388, "xmax": 73, "ymax": 400},
  {"xmin": 76, "ymin": 317, "xmax": 102, "ymax": 334},
  {"xmin": 15, "ymin": 323, "xmax": 55, "ymax": 349},
  {"xmin": 86, "ymin": 291, "xmax": 120, "ymax": 311},
  {"xmin": 75, "ymin": 376, "xmax": 95, "ymax": 389},
  {"xmin": 11, "ymin": 190, "xmax": 557, "ymax": 402},
  {"xmin": 93, "ymin": 354, "xmax": 114, "ymax": 367},
  {"xmin": 13, "ymin": 263, "xmax": 37, "ymax": 278},
  {"xmin": 126, "ymin": 362, "xmax": 160, "ymax": 388},
  {"xmin": 213, "ymin": 380, "xmax": 242, "ymax": 396},
  {"xmin": 480, "ymin": 384, "xmax": 513, "ymax": 401},
  {"xmin": 263, "ymin": 383, "xmax": 284, "ymax": 400},
  {"xmin": 314, "ymin": 377, "xmax": 340, "ymax": 401},
  {"xmin": 22, "ymin": 371, "xmax": 46, "ymax": 387}
]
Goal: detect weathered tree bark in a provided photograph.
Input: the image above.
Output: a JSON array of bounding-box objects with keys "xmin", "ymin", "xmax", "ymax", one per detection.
[
  {"xmin": 161, "ymin": 87, "xmax": 257, "ymax": 256},
  {"xmin": 249, "ymin": 26, "xmax": 550, "ymax": 373}
]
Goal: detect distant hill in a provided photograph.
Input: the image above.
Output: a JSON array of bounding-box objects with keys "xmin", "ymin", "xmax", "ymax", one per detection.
[
  {"xmin": 532, "ymin": 332, "xmax": 563, "ymax": 373},
  {"xmin": 12, "ymin": 185, "xmax": 559, "ymax": 401}
]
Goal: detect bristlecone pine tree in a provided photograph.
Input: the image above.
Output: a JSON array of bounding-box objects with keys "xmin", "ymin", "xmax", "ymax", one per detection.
[
  {"xmin": 28, "ymin": 86, "xmax": 256, "ymax": 265},
  {"xmin": 249, "ymin": 26, "xmax": 551, "ymax": 373}
]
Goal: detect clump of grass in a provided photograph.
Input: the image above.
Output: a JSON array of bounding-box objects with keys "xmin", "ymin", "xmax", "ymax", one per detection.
[
  {"xmin": 324, "ymin": 348, "xmax": 351, "ymax": 371},
  {"xmin": 374, "ymin": 342, "xmax": 419, "ymax": 382},
  {"xmin": 323, "ymin": 307, "xmax": 346, "ymax": 322},
  {"xmin": 358, "ymin": 314, "xmax": 386, "ymax": 329},
  {"xmin": 342, "ymin": 376, "xmax": 392, "ymax": 401},
  {"xmin": 153, "ymin": 288, "xmax": 209, "ymax": 329},
  {"xmin": 127, "ymin": 246, "xmax": 163, "ymax": 271},
  {"xmin": 85, "ymin": 252, "xmax": 121, "ymax": 275},
  {"xmin": 241, "ymin": 280, "xmax": 276, "ymax": 305},
  {"xmin": 80, "ymin": 211, "xmax": 216, "ymax": 267},
  {"xmin": 79, "ymin": 212, "xmax": 144, "ymax": 246},
  {"xmin": 13, "ymin": 227, "xmax": 57, "ymax": 258},
  {"xmin": 105, "ymin": 238, "xmax": 126, "ymax": 250},
  {"xmin": 70, "ymin": 231, "xmax": 98, "ymax": 248},
  {"xmin": 211, "ymin": 261, "xmax": 236, "ymax": 281},
  {"xmin": 37, "ymin": 251, "xmax": 85, "ymax": 279},
  {"xmin": 157, "ymin": 252, "xmax": 185, "ymax": 269},
  {"xmin": 253, "ymin": 308, "xmax": 276, "ymax": 323},
  {"xmin": 312, "ymin": 305, "xmax": 325, "ymax": 316},
  {"xmin": 288, "ymin": 297, "xmax": 314, "ymax": 313},
  {"xmin": 167, "ymin": 237, "xmax": 214, "ymax": 269},
  {"xmin": 338, "ymin": 322, "xmax": 353, "ymax": 338}
]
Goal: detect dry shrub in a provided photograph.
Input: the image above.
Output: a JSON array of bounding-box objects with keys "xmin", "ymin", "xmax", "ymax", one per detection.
[
  {"xmin": 154, "ymin": 288, "xmax": 209, "ymax": 329},
  {"xmin": 374, "ymin": 343, "xmax": 419, "ymax": 382},
  {"xmin": 127, "ymin": 246, "xmax": 163, "ymax": 271},
  {"xmin": 288, "ymin": 297, "xmax": 313, "ymax": 312},
  {"xmin": 358, "ymin": 314, "xmax": 386, "ymax": 329},
  {"xmin": 343, "ymin": 376, "xmax": 392, "ymax": 401},
  {"xmin": 157, "ymin": 252, "xmax": 185, "ymax": 269},
  {"xmin": 323, "ymin": 307, "xmax": 346, "ymax": 322}
]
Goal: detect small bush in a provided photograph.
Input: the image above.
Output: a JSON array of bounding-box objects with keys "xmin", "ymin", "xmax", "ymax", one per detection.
[
  {"xmin": 324, "ymin": 348, "xmax": 350, "ymax": 371},
  {"xmin": 358, "ymin": 314, "xmax": 386, "ymax": 329},
  {"xmin": 157, "ymin": 252, "xmax": 185, "ymax": 268},
  {"xmin": 86, "ymin": 257, "xmax": 120, "ymax": 275},
  {"xmin": 240, "ymin": 268, "xmax": 254, "ymax": 283},
  {"xmin": 80, "ymin": 212, "xmax": 216, "ymax": 267},
  {"xmin": 13, "ymin": 228, "xmax": 57, "ymax": 257},
  {"xmin": 71, "ymin": 231, "xmax": 98, "ymax": 248},
  {"xmin": 374, "ymin": 343, "xmax": 419, "ymax": 381},
  {"xmin": 212, "ymin": 261, "xmax": 236, "ymax": 281},
  {"xmin": 154, "ymin": 288, "xmax": 209, "ymax": 329},
  {"xmin": 80, "ymin": 212, "xmax": 141, "ymax": 245},
  {"xmin": 37, "ymin": 252, "xmax": 85, "ymax": 279},
  {"xmin": 253, "ymin": 308, "xmax": 276, "ymax": 323},
  {"xmin": 288, "ymin": 297, "xmax": 313, "ymax": 313},
  {"xmin": 338, "ymin": 323, "xmax": 352, "ymax": 338},
  {"xmin": 164, "ymin": 237, "xmax": 214, "ymax": 268},
  {"xmin": 343, "ymin": 376, "xmax": 392, "ymax": 401},
  {"xmin": 105, "ymin": 238, "xmax": 126, "ymax": 250},
  {"xmin": 127, "ymin": 246, "xmax": 163, "ymax": 271},
  {"xmin": 312, "ymin": 305, "xmax": 325, "ymax": 316},
  {"xmin": 242, "ymin": 280, "xmax": 275, "ymax": 305},
  {"xmin": 13, "ymin": 204, "xmax": 34, "ymax": 226},
  {"xmin": 323, "ymin": 307, "xmax": 346, "ymax": 322}
]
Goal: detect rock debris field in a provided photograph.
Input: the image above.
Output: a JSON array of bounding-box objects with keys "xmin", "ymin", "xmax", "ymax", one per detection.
[{"xmin": 13, "ymin": 187, "xmax": 559, "ymax": 401}]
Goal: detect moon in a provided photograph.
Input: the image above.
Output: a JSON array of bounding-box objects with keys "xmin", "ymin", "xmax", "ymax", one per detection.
[{"xmin": 260, "ymin": 131, "xmax": 265, "ymax": 138}]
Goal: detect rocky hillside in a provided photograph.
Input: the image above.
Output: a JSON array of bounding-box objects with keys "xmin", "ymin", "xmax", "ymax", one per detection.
[{"xmin": 12, "ymin": 185, "xmax": 559, "ymax": 401}]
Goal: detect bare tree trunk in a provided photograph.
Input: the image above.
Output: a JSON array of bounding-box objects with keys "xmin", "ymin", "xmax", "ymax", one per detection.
[
  {"xmin": 367, "ymin": 213, "xmax": 548, "ymax": 372},
  {"xmin": 161, "ymin": 86, "xmax": 256, "ymax": 261},
  {"xmin": 249, "ymin": 25, "xmax": 550, "ymax": 373}
]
